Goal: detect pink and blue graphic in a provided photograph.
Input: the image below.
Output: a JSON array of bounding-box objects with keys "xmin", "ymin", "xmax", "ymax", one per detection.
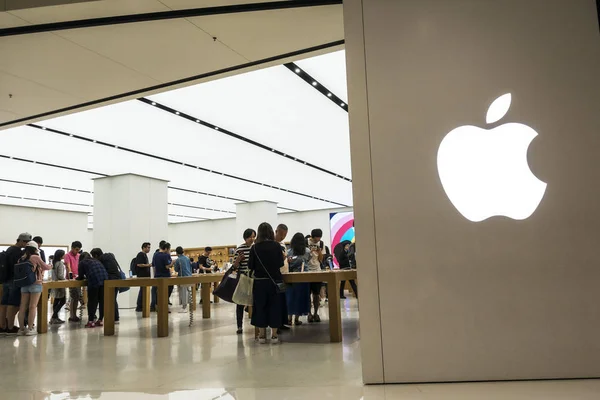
[{"xmin": 329, "ymin": 212, "xmax": 355, "ymax": 268}]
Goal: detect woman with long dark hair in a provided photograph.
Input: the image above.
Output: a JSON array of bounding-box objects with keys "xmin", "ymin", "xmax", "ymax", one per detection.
[
  {"xmin": 17, "ymin": 241, "xmax": 51, "ymax": 335},
  {"xmin": 50, "ymin": 249, "xmax": 67, "ymax": 324},
  {"xmin": 249, "ymin": 222, "xmax": 284, "ymax": 344},
  {"xmin": 285, "ymin": 233, "xmax": 311, "ymax": 326}
]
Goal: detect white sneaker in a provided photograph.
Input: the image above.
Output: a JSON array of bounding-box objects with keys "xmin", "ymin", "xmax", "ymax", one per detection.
[
  {"xmin": 270, "ymin": 337, "xmax": 280, "ymax": 344},
  {"xmin": 178, "ymin": 309, "xmax": 188, "ymax": 314},
  {"xmin": 25, "ymin": 328, "xmax": 37, "ymax": 336},
  {"xmin": 18, "ymin": 328, "xmax": 27, "ymax": 336},
  {"xmin": 258, "ymin": 338, "xmax": 267, "ymax": 344}
]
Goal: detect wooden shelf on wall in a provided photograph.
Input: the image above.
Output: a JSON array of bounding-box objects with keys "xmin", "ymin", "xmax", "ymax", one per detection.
[{"xmin": 182, "ymin": 245, "xmax": 237, "ymax": 269}]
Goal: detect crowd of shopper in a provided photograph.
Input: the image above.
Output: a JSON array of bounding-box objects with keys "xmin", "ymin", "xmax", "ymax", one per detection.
[{"xmin": 1, "ymin": 223, "xmax": 357, "ymax": 341}]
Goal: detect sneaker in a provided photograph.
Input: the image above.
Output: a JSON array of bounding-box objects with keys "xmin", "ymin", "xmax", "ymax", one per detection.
[
  {"xmin": 271, "ymin": 336, "xmax": 280, "ymax": 344},
  {"xmin": 314, "ymin": 314, "xmax": 321, "ymax": 323},
  {"xmin": 258, "ymin": 337, "xmax": 267, "ymax": 344},
  {"xmin": 57, "ymin": 318, "xmax": 65, "ymax": 324},
  {"xmin": 150, "ymin": 308, "xmax": 157, "ymax": 312},
  {"xmin": 5, "ymin": 327, "xmax": 20, "ymax": 336},
  {"xmin": 308, "ymin": 314, "xmax": 314, "ymax": 323},
  {"xmin": 18, "ymin": 328, "xmax": 27, "ymax": 336},
  {"xmin": 236, "ymin": 328, "xmax": 243, "ymax": 334},
  {"xmin": 135, "ymin": 308, "xmax": 142, "ymax": 312},
  {"xmin": 49, "ymin": 318, "xmax": 59, "ymax": 325},
  {"xmin": 178, "ymin": 309, "xmax": 188, "ymax": 314},
  {"xmin": 68, "ymin": 317, "xmax": 81, "ymax": 323},
  {"xmin": 95, "ymin": 321, "xmax": 103, "ymax": 327},
  {"xmin": 25, "ymin": 328, "xmax": 37, "ymax": 336},
  {"xmin": 85, "ymin": 321, "xmax": 95, "ymax": 328},
  {"xmin": 115, "ymin": 321, "xmax": 120, "ymax": 325}
]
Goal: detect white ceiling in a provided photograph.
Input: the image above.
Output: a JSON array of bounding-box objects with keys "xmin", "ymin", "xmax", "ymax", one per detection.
[
  {"xmin": 0, "ymin": 49, "xmax": 352, "ymax": 227},
  {"xmin": 0, "ymin": 0, "xmax": 344, "ymax": 127}
]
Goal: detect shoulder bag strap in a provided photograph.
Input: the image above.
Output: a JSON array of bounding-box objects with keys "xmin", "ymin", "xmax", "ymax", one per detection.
[{"xmin": 253, "ymin": 245, "xmax": 278, "ymax": 286}]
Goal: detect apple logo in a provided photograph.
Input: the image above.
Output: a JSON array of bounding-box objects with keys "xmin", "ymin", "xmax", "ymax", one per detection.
[{"xmin": 437, "ymin": 93, "xmax": 547, "ymax": 222}]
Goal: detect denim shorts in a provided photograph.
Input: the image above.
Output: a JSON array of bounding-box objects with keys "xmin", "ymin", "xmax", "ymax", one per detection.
[
  {"xmin": 20, "ymin": 283, "xmax": 43, "ymax": 294},
  {"xmin": 1, "ymin": 282, "xmax": 21, "ymax": 306}
]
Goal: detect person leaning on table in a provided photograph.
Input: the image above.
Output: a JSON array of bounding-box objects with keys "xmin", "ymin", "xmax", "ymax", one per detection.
[{"xmin": 134, "ymin": 242, "xmax": 152, "ymax": 312}]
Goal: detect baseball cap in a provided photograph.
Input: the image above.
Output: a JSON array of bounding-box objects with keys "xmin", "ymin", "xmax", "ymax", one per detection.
[
  {"xmin": 26, "ymin": 241, "xmax": 39, "ymax": 252},
  {"xmin": 18, "ymin": 233, "xmax": 32, "ymax": 242}
]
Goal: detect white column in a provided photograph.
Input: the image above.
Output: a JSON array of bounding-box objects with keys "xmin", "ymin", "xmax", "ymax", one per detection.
[
  {"xmin": 235, "ymin": 201, "xmax": 278, "ymax": 242},
  {"xmin": 93, "ymin": 174, "xmax": 169, "ymax": 308},
  {"xmin": 344, "ymin": 0, "xmax": 600, "ymax": 384}
]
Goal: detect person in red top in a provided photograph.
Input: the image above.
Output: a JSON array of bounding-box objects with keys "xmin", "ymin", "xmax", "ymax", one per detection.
[
  {"xmin": 17, "ymin": 241, "xmax": 51, "ymax": 336},
  {"xmin": 64, "ymin": 241, "xmax": 82, "ymax": 322}
]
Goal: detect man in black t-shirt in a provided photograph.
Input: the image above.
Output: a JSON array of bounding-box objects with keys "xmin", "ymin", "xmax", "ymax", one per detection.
[
  {"xmin": 135, "ymin": 242, "xmax": 152, "ymax": 312},
  {"xmin": 0, "ymin": 232, "xmax": 32, "ymax": 335},
  {"xmin": 197, "ymin": 247, "xmax": 214, "ymax": 274}
]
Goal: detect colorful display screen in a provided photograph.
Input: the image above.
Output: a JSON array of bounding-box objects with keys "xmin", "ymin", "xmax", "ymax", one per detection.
[{"xmin": 329, "ymin": 211, "xmax": 355, "ymax": 268}]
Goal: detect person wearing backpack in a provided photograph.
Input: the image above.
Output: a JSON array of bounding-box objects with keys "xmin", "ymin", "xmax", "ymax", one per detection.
[
  {"xmin": 0, "ymin": 232, "xmax": 32, "ymax": 336},
  {"xmin": 91, "ymin": 248, "xmax": 122, "ymax": 324},
  {"xmin": 17, "ymin": 241, "xmax": 51, "ymax": 336},
  {"xmin": 76, "ymin": 252, "xmax": 109, "ymax": 328}
]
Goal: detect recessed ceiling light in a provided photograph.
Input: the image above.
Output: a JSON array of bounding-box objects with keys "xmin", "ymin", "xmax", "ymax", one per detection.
[
  {"xmin": 215, "ymin": 127, "xmax": 219, "ymax": 130},
  {"xmin": 175, "ymin": 111, "xmax": 180, "ymax": 115},
  {"xmin": 312, "ymin": 81, "xmax": 317, "ymax": 86},
  {"xmin": 69, "ymin": 134, "xmax": 73, "ymax": 137},
  {"xmin": 295, "ymin": 68, "xmax": 300, "ymax": 73},
  {"xmin": 196, "ymin": 120, "xmax": 199, "ymax": 123},
  {"xmin": 327, "ymin": 93, "xmax": 332, "ymax": 97},
  {"xmin": 151, "ymin": 102, "xmax": 156, "ymax": 106},
  {"xmin": 42, "ymin": 126, "xmax": 46, "ymax": 130},
  {"xmin": 340, "ymin": 103, "xmax": 346, "ymax": 107}
]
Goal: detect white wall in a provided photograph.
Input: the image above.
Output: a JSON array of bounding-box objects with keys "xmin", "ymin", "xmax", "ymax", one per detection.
[
  {"xmin": 0, "ymin": 204, "xmax": 89, "ymax": 247},
  {"xmin": 345, "ymin": 0, "xmax": 600, "ymax": 383},
  {"xmin": 167, "ymin": 207, "xmax": 353, "ymax": 249}
]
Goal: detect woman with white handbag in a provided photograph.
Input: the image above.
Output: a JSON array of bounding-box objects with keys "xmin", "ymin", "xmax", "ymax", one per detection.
[{"xmin": 248, "ymin": 222, "xmax": 285, "ymax": 344}]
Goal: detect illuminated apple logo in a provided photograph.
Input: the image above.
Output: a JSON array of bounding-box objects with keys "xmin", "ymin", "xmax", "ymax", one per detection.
[{"xmin": 437, "ymin": 93, "xmax": 547, "ymax": 222}]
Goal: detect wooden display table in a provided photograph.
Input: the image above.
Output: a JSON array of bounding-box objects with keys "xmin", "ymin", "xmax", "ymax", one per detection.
[
  {"xmin": 37, "ymin": 280, "xmax": 87, "ymax": 334},
  {"xmin": 103, "ymin": 273, "xmax": 225, "ymax": 337},
  {"xmin": 282, "ymin": 270, "xmax": 357, "ymax": 343}
]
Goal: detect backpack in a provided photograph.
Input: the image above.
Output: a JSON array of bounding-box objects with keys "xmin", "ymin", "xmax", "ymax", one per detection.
[
  {"xmin": 130, "ymin": 257, "xmax": 137, "ymax": 276},
  {"xmin": 0, "ymin": 251, "xmax": 8, "ymax": 283},
  {"xmin": 14, "ymin": 259, "xmax": 36, "ymax": 288}
]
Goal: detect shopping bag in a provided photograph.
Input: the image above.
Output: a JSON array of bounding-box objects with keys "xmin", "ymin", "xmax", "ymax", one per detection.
[
  {"xmin": 232, "ymin": 273, "xmax": 254, "ymax": 306},
  {"xmin": 213, "ymin": 268, "xmax": 239, "ymax": 303}
]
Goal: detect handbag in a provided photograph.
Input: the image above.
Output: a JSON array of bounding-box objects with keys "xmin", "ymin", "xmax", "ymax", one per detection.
[
  {"xmin": 14, "ymin": 259, "xmax": 37, "ymax": 288},
  {"xmin": 232, "ymin": 272, "xmax": 254, "ymax": 306},
  {"xmin": 254, "ymin": 246, "xmax": 287, "ymax": 294},
  {"xmin": 214, "ymin": 267, "xmax": 240, "ymax": 303}
]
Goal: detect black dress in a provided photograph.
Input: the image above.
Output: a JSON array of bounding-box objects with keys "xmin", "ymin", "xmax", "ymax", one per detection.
[{"xmin": 249, "ymin": 240, "xmax": 284, "ymax": 329}]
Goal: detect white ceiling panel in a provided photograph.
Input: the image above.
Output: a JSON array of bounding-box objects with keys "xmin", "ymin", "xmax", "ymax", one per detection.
[
  {"xmin": 38, "ymin": 100, "xmax": 352, "ymax": 206},
  {"xmin": 188, "ymin": 5, "xmax": 343, "ymax": 61},
  {"xmin": 0, "ymin": 180, "xmax": 92, "ymax": 205},
  {"xmin": 295, "ymin": 49, "xmax": 348, "ymax": 103},
  {"xmin": 148, "ymin": 65, "xmax": 352, "ymax": 178},
  {"xmin": 6, "ymin": 0, "xmax": 169, "ymax": 24},
  {"xmin": 56, "ymin": 19, "xmax": 247, "ymax": 82}
]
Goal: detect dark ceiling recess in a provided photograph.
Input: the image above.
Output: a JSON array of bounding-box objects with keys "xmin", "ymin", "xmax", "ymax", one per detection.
[
  {"xmin": 0, "ymin": 40, "xmax": 344, "ymax": 129},
  {"xmin": 137, "ymin": 98, "xmax": 352, "ymax": 182},
  {"xmin": 284, "ymin": 62, "xmax": 348, "ymax": 112},
  {"xmin": 27, "ymin": 124, "xmax": 350, "ymax": 207},
  {"xmin": 0, "ymin": 0, "xmax": 343, "ymax": 37}
]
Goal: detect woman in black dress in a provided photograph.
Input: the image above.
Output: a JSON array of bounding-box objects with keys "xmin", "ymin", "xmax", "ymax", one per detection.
[{"xmin": 249, "ymin": 222, "xmax": 284, "ymax": 344}]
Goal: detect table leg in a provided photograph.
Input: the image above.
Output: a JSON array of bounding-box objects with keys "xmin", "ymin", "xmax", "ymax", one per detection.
[
  {"xmin": 103, "ymin": 284, "xmax": 115, "ymax": 336},
  {"xmin": 157, "ymin": 280, "xmax": 169, "ymax": 337},
  {"xmin": 37, "ymin": 286, "xmax": 49, "ymax": 334},
  {"xmin": 327, "ymin": 278, "xmax": 343, "ymax": 343},
  {"xmin": 191, "ymin": 285, "xmax": 197, "ymax": 311},
  {"xmin": 213, "ymin": 282, "xmax": 219, "ymax": 303},
  {"xmin": 142, "ymin": 286, "xmax": 150, "ymax": 318},
  {"xmin": 201, "ymin": 282, "xmax": 211, "ymax": 319}
]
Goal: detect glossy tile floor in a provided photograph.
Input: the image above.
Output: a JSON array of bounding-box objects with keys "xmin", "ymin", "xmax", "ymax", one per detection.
[{"xmin": 1, "ymin": 296, "xmax": 599, "ymax": 399}]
